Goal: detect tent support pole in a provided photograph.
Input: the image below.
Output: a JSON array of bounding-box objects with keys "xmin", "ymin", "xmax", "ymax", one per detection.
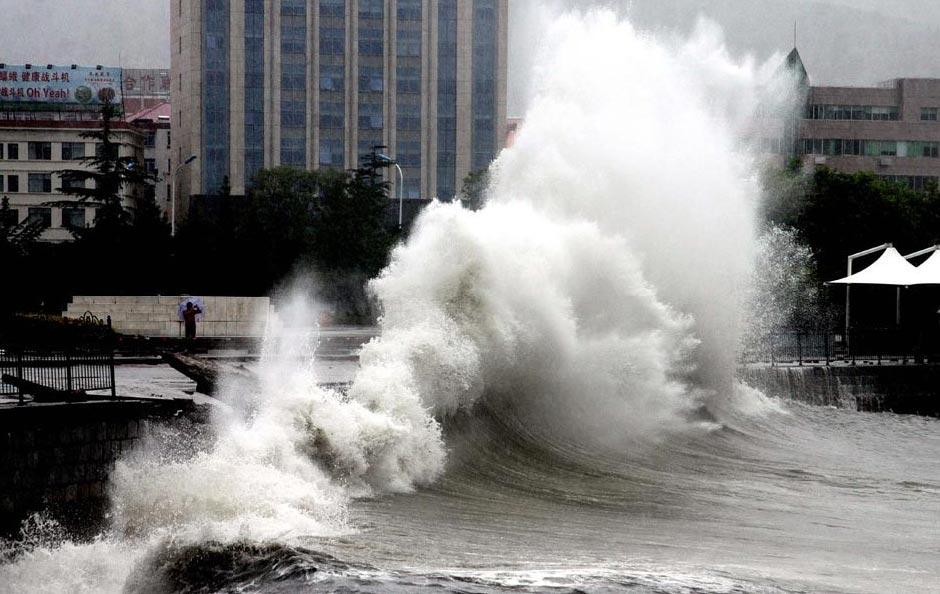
[
  {"xmin": 844, "ymin": 243, "xmax": 892, "ymax": 357},
  {"xmin": 896, "ymin": 287, "xmax": 901, "ymax": 326}
]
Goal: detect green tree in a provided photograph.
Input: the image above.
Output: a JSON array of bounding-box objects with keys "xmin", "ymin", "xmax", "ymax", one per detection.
[
  {"xmin": 0, "ymin": 196, "xmax": 45, "ymax": 257},
  {"xmin": 55, "ymin": 100, "xmax": 156, "ymax": 236},
  {"xmin": 460, "ymin": 168, "xmax": 490, "ymax": 210}
]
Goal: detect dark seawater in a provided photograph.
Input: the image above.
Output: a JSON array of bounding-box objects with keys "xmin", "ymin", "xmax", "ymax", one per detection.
[{"xmin": 95, "ymin": 396, "xmax": 939, "ymax": 594}]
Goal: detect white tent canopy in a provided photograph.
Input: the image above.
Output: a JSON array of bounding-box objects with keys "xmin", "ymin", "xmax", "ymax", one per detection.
[
  {"xmin": 911, "ymin": 249, "xmax": 940, "ymax": 285},
  {"xmin": 829, "ymin": 247, "xmax": 920, "ymax": 286}
]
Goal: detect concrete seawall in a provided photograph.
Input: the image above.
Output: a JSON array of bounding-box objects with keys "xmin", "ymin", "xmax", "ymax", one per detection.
[
  {"xmin": 739, "ymin": 364, "xmax": 940, "ymax": 417},
  {"xmin": 0, "ymin": 399, "xmax": 190, "ymax": 536},
  {"xmin": 63, "ymin": 296, "xmax": 271, "ymax": 338}
]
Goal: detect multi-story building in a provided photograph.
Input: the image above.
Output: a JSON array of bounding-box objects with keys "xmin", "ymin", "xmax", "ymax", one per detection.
[
  {"xmin": 773, "ymin": 50, "xmax": 940, "ymax": 190},
  {"xmin": 0, "ymin": 64, "xmax": 146, "ymax": 242},
  {"xmin": 128, "ymin": 102, "xmax": 173, "ymax": 215},
  {"xmin": 122, "ymin": 68, "xmax": 172, "ymax": 114},
  {"xmin": 171, "ymin": 0, "xmax": 508, "ymax": 222}
]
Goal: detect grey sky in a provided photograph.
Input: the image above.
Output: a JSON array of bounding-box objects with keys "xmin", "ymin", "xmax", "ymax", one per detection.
[{"xmin": 0, "ymin": 0, "xmax": 937, "ymax": 115}]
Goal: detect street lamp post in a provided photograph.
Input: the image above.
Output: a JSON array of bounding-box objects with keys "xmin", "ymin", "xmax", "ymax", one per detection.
[
  {"xmin": 171, "ymin": 155, "xmax": 198, "ymax": 236},
  {"xmin": 375, "ymin": 150, "xmax": 404, "ymax": 229}
]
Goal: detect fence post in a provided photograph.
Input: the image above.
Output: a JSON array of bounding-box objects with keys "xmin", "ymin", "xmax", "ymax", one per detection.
[
  {"xmin": 797, "ymin": 332, "xmax": 803, "ymax": 366},
  {"xmin": 65, "ymin": 349, "xmax": 73, "ymax": 393},
  {"xmin": 770, "ymin": 334, "xmax": 775, "ymax": 367},
  {"xmin": 109, "ymin": 349, "xmax": 117, "ymax": 399},
  {"xmin": 16, "ymin": 350, "xmax": 24, "ymax": 406},
  {"xmin": 825, "ymin": 332, "xmax": 831, "ymax": 366}
]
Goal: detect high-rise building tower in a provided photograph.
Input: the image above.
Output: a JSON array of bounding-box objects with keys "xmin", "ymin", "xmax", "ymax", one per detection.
[{"xmin": 171, "ymin": 0, "xmax": 508, "ymax": 216}]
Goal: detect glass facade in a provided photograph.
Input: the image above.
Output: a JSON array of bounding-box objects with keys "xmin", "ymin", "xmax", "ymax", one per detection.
[
  {"xmin": 396, "ymin": 0, "xmax": 423, "ymax": 198},
  {"xmin": 436, "ymin": 0, "xmax": 457, "ymax": 199},
  {"xmin": 805, "ymin": 104, "xmax": 900, "ymax": 121},
  {"xmin": 799, "ymin": 138, "xmax": 940, "ymax": 158},
  {"xmin": 358, "ymin": 0, "xmax": 385, "ymax": 164},
  {"xmin": 245, "ymin": 0, "xmax": 265, "ymax": 185},
  {"xmin": 471, "ymin": 0, "xmax": 497, "ymax": 172},
  {"xmin": 319, "ymin": 0, "xmax": 346, "ymax": 168},
  {"xmin": 280, "ymin": 0, "xmax": 307, "ymax": 167},
  {"xmin": 202, "ymin": 0, "xmax": 230, "ymax": 194}
]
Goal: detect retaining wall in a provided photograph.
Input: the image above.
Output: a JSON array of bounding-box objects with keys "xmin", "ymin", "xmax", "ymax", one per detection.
[
  {"xmin": 0, "ymin": 400, "xmax": 190, "ymax": 536},
  {"xmin": 739, "ymin": 364, "xmax": 940, "ymax": 417},
  {"xmin": 63, "ymin": 296, "xmax": 270, "ymax": 338}
]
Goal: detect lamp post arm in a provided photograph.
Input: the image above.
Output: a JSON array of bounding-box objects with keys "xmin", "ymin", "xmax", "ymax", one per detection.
[{"xmin": 394, "ymin": 163, "xmax": 404, "ymax": 229}]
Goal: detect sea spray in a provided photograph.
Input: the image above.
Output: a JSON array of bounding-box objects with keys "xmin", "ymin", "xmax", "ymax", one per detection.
[{"xmin": 352, "ymin": 9, "xmax": 793, "ymax": 454}]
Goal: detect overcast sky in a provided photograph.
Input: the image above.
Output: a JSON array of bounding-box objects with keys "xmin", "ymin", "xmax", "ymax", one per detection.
[{"xmin": 1, "ymin": 0, "xmax": 938, "ymax": 115}]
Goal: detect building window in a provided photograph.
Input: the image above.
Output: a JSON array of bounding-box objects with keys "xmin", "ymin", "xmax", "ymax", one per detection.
[
  {"xmin": 0, "ymin": 144, "xmax": 4, "ymax": 159},
  {"xmin": 145, "ymin": 158, "xmax": 157, "ymax": 174},
  {"xmin": 358, "ymin": 27, "xmax": 383, "ymax": 56},
  {"xmin": 144, "ymin": 131, "xmax": 156, "ymax": 147},
  {"xmin": 28, "ymin": 141, "xmax": 52, "ymax": 160},
  {"xmin": 319, "ymin": 101, "xmax": 345, "ymax": 129},
  {"xmin": 397, "ymin": 29, "xmax": 421, "ymax": 57},
  {"xmin": 398, "ymin": 0, "xmax": 421, "ymax": 20},
  {"xmin": 28, "ymin": 173, "xmax": 52, "ymax": 193},
  {"xmin": 321, "ymin": 0, "xmax": 344, "ymax": 17},
  {"xmin": 319, "ymin": 137, "xmax": 344, "ymax": 167},
  {"xmin": 6, "ymin": 174, "xmax": 18, "ymax": 192},
  {"xmin": 805, "ymin": 104, "xmax": 899, "ymax": 121},
  {"xmin": 320, "ymin": 27, "xmax": 345, "ymax": 54},
  {"xmin": 921, "ymin": 107, "xmax": 938, "ymax": 121},
  {"xmin": 62, "ymin": 207, "xmax": 86, "ymax": 229},
  {"xmin": 62, "ymin": 177, "xmax": 86, "ymax": 190},
  {"xmin": 358, "ymin": 65, "xmax": 384, "ymax": 92},
  {"xmin": 61, "ymin": 142, "xmax": 86, "ymax": 161},
  {"xmin": 27, "ymin": 207, "xmax": 51, "ymax": 227},
  {"xmin": 320, "ymin": 64, "xmax": 345, "ymax": 91},
  {"xmin": 7, "ymin": 143, "xmax": 18, "ymax": 160},
  {"xmin": 358, "ymin": 103, "xmax": 383, "ymax": 129},
  {"xmin": 359, "ymin": 0, "xmax": 382, "ymax": 18}
]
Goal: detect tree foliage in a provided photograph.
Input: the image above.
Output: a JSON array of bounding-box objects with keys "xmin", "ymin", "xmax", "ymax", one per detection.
[
  {"xmin": 460, "ymin": 169, "xmax": 490, "ymax": 211},
  {"xmin": 762, "ymin": 166, "xmax": 940, "ymax": 330}
]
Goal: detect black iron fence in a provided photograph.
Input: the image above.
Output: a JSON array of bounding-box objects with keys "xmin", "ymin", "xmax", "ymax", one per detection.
[
  {"xmin": 743, "ymin": 328, "xmax": 931, "ymax": 366},
  {"xmin": 0, "ymin": 347, "xmax": 116, "ymax": 404}
]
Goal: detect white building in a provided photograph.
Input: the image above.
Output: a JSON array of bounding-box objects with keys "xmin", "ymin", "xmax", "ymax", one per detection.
[{"xmin": 0, "ymin": 64, "xmax": 147, "ymax": 242}]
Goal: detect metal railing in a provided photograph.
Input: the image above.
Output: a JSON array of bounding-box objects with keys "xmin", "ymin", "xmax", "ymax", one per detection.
[
  {"xmin": 0, "ymin": 347, "xmax": 116, "ymax": 405},
  {"xmin": 743, "ymin": 328, "xmax": 928, "ymax": 366}
]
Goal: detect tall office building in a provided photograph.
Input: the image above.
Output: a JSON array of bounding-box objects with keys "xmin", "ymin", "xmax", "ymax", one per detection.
[{"xmin": 171, "ymin": 0, "xmax": 508, "ymax": 217}]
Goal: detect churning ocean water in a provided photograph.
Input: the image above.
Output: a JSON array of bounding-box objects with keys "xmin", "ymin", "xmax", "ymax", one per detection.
[{"xmin": 3, "ymin": 8, "xmax": 938, "ymax": 593}]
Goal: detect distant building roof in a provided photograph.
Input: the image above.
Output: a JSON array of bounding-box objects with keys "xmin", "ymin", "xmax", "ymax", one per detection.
[
  {"xmin": 783, "ymin": 47, "xmax": 809, "ymax": 86},
  {"xmin": 126, "ymin": 101, "xmax": 170, "ymax": 123}
]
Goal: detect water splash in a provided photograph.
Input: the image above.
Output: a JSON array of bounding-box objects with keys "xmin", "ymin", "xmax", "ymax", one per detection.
[{"xmin": 353, "ymin": 9, "xmax": 793, "ymax": 456}]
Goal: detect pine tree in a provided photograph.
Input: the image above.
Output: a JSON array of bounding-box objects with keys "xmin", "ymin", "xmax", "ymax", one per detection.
[{"xmin": 55, "ymin": 100, "xmax": 156, "ymax": 237}]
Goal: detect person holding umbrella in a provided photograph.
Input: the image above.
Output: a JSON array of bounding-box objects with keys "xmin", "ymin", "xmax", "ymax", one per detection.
[{"xmin": 181, "ymin": 300, "xmax": 203, "ymax": 343}]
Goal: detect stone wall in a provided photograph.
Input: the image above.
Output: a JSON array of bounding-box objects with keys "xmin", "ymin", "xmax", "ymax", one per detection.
[
  {"xmin": 0, "ymin": 400, "xmax": 184, "ymax": 536},
  {"xmin": 62, "ymin": 296, "xmax": 271, "ymax": 338},
  {"xmin": 739, "ymin": 364, "xmax": 940, "ymax": 417}
]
